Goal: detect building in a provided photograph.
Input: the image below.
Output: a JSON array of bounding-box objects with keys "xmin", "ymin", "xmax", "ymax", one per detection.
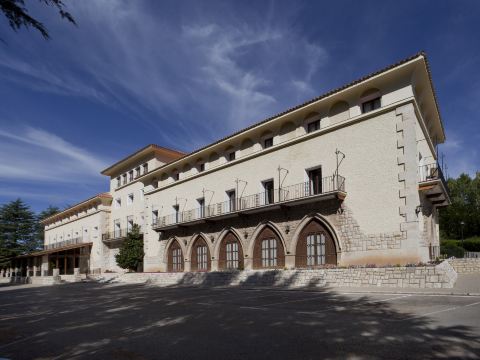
[{"xmin": 7, "ymin": 52, "xmax": 450, "ymax": 278}]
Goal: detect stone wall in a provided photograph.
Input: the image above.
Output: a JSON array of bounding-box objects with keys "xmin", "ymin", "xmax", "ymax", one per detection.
[
  {"xmin": 98, "ymin": 260, "xmax": 457, "ymax": 289},
  {"xmin": 447, "ymin": 258, "xmax": 480, "ymax": 274}
]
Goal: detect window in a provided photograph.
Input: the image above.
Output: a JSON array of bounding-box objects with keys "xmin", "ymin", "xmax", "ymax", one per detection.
[
  {"xmin": 226, "ymin": 190, "xmax": 236, "ymax": 212},
  {"xmin": 172, "ymin": 248, "xmax": 183, "ymax": 271},
  {"xmin": 228, "ymin": 151, "xmax": 236, "ymax": 161},
  {"xmin": 173, "ymin": 172, "xmax": 179, "ymax": 181},
  {"xmin": 127, "ymin": 193, "xmax": 134, "ymax": 205},
  {"xmin": 114, "ymin": 219, "xmax": 121, "ymax": 238},
  {"xmin": 143, "ymin": 163, "xmax": 148, "ymax": 174},
  {"xmin": 128, "ymin": 170, "xmax": 134, "ymax": 182},
  {"xmin": 197, "ymin": 245, "xmax": 208, "ymax": 270},
  {"xmin": 173, "ymin": 205, "xmax": 180, "ymax": 223},
  {"xmin": 264, "ymin": 137, "xmax": 273, "ymax": 149},
  {"xmin": 116, "ymin": 177, "xmax": 121, "ymax": 188},
  {"xmin": 199, "ymin": 163, "xmax": 205, "ymax": 172},
  {"xmin": 127, "ymin": 216, "xmax": 133, "ymax": 232},
  {"xmin": 226, "ymin": 242, "xmax": 239, "ymax": 269},
  {"xmin": 307, "ymin": 120, "xmax": 320, "ymax": 133},
  {"xmin": 307, "ymin": 233, "xmax": 326, "ymax": 266},
  {"xmin": 362, "ymin": 97, "xmax": 381, "ymax": 113},
  {"xmin": 308, "ymin": 167, "xmax": 322, "ymax": 195},
  {"xmin": 263, "ymin": 180, "xmax": 274, "ymax": 205},
  {"xmin": 261, "ymin": 238, "xmax": 277, "ymax": 267},
  {"xmin": 197, "ymin": 198, "xmax": 205, "ymax": 218},
  {"xmin": 135, "ymin": 167, "xmax": 141, "ymax": 178},
  {"xmin": 115, "ymin": 198, "xmax": 121, "ymax": 208},
  {"xmin": 152, "ymin": 210, "xmax": 158, "ymax": 225},
  {"xmin": 122, "ymin": 173, "xmax": 127, "ymax": 185}
]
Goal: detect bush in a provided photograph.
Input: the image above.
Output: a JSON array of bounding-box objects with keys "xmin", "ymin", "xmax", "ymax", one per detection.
[
  {"xmin": 462, "ymin": 240, "xmax": 480, "ymax": 252},
  {"xmin": 441, "ymin": 243, "xmax": 465, "ymax": 258}
]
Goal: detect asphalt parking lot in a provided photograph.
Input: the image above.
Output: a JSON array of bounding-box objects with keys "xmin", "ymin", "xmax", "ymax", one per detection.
[{"xmin": 1, "ymin": 282, "xmax": 479, "ymax": 360}]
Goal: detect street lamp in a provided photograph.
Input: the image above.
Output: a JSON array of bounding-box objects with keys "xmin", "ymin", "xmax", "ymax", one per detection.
[{"xmin": 460, "ymin": 221, "xmax": 465, "ymax": 245}]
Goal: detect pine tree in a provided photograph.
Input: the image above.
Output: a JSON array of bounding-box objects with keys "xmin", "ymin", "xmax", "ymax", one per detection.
[
  {"xmin": 115, "ymin": 224, "xmax": 144, "ymax": 272},
  {"xmin": 0, "ymin": 199, "xmax": 37, "ymax": 267},
  {"xmin": 35, "ymin": 205, "xmax": 60, "ymax": 249}
]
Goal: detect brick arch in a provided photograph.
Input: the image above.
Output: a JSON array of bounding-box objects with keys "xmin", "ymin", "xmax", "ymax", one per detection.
[
  {"xmin": 295, "ymin": 219, "xmax": 337, "ymax": 267},
  {"xmin": 190, "ymin": 236, "xmax": 211, "ymax": 272},
  {"xmin": 166, "ymin": 239, "xmax": 184, "ymax": 272},
  {"xmin": 252, "ymin": 226, "xmax": 285, "ymax": 269},
  {"xmin": 218, "ymin": 231, "xmax": 244, "ymax": 270}
]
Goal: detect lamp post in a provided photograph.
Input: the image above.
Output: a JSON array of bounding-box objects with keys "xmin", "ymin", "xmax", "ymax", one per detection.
[{"xmin": 460, "ymin": 221, "xmax": 465, "ymax": 246}]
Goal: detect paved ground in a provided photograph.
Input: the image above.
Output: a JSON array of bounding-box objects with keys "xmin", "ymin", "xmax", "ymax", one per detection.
[{"xmin": 0, "ymin": 282, "xmax": 479, "ymax": 360}]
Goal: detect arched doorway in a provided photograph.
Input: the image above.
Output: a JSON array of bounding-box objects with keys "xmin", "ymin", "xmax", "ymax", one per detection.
[
  {"xmin": 253, "ymin": 227, "xmax": 285, "ymax": 269},
  {"xmin": 218, "ymin": 232, "xmax": 244, "ymax": 270},
  {"xmin": 191, "ymin": 236, "xmax": 211, "ymax": 272},
  {"xmin": 295, "ymin": 220, "xmax": 337, "ymax": 267},
  {"xmin": 167, "ymin": 240, "xmax": 184, "ymax": 272}
]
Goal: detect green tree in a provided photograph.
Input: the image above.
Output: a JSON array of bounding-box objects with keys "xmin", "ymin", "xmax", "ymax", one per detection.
[
  {"xmin": 440, "ymin": 172, "xmax": 480, "ymax": 239},
  {"xmin": 35, "ymin": 205, "xmax": 60, "ymax": 248},
  {"xmin": 0, "ymin": 0, "xmax": 76, "ymax": 40},
  {"xmin": 115, "ymin": 224, "xmax": 144, "ymax": 272},
  {"xmin": 0, "ymin": 199, "xmax": 37, "ymax": 267}
]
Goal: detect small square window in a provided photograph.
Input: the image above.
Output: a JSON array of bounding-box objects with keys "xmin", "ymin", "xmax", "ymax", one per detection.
[
  {"xmin": 228, "ymin": 152, "xmax": 236, "ymax": 161},
  {"xmin": 135, "ymin": 167, "xmax": 141, "ymax": 178},
  {"xmin": 264, "ymin": 137, "xmax": 273, "ymax": 149},
  {"xmin": 128, "ymin": 170, "xmax": 134, "ymax": 182},
  {"xmin": 362, "ymin": 97, "xmax": 381, "ymax": 113},
  {"xmin": 173, "ymin": 173, "xmax": 179, "ymax": 181},
  {"xmin": 143, "ymin": 163, "xmax": 148, "ymax": 174},
  {"xmin": 199, "ymin": 163, "xmax": 205, "ymax": 172},
  {"xmin": 307, "ymin": 120, "xmax": 320, "ymax": 133}
]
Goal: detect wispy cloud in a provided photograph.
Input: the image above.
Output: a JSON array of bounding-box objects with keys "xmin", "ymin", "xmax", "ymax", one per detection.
[{"xmin": 0, "ymin": 126, "xmax": 110, "ymax": 182}]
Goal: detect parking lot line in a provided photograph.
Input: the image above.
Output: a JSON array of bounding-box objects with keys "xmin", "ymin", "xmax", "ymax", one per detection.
[{"xmin": 396, "ymin": 300, "xmax": 480, "ymax": 321}]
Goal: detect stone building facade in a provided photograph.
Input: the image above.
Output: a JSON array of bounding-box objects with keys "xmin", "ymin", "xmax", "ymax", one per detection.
[{"xmin": 9, "ymin": 52, "xmax": 449, "ymax": 277}]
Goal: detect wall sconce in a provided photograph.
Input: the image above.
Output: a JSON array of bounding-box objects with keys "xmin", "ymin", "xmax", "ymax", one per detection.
[
  {"xmin": 210, "ymin": 235, "xmax": 215, "ymax": 243},
  {"xmin": 415, "ymin": 205, "xmax": 422, "ymax": 215},
  {"xmin": 211, "ymin": 257, "xmax": 215, "ymax": 260},
  {"xmin": 243, "ymin": 230, "xmax": 248, "ymax": 239},
  {"xmin": 183, "ymin": 239, "xmax": 187, "ymax": 246},
  {"xmin": 285, "ymin": 225, "xmax": 290, "ymax": 234},
  {"xmin": 245, "ymin": 254, "xmax": 248, "ymax": 257}
]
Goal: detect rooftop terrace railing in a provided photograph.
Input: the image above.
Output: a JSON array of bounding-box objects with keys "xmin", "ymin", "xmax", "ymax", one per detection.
[{"xmin": 153, "ymin": 175, "xmax": 345, "ymax": 229}]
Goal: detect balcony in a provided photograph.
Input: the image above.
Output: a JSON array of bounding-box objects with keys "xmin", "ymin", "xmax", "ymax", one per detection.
[
  {"xmin": 102, "ymin": 227, "xmax": 144, "ymax": 243},
  {"xmin": 152, "ymin": 175, "xmax": 346, "ymax": 231},
  {"xmin": 418, "ymin": 163, "xmax": 450, "ymax": 207},
  {"xmin": 44, "ymin": 237, "xmax": 88, "ymax": 250}
]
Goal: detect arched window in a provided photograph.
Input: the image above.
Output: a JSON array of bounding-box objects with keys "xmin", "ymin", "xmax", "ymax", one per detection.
[
  {"xmin": 360, "ymin": 88, "xmax": 381, "ymax": 113},
  {"xmin": 191, "ymin": 236, "xmax": 211, "ymax": 271},
  {"xmin": 253, "ymin": 226, "xmax": 285, "ymax": 269},
  {"xmin": 167, "ymin": 240, "xmax": 184, "ymax": 272},
  {"xmin": 328, "ymin": 101, "xmax": 350, "ymax": 124},
  {"xmin": 218, "ymin": 232, "xmax": 244, "ymax": 270},
  {"xmin": 260, "ymin": 130, "xmax": 274, "ymax": 149},
  {"xmin": 295, "ymin": 220, "xmax": 337, "ymax": 267},
  {"xmin": 304, "ymin": 112, "xmax": 321, "ymax": 133}
]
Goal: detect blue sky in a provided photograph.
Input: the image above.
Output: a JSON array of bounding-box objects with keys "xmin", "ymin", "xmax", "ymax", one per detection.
[{"xmin": 0, "ymin": 0, "xmax": 479, "ymax": 212}]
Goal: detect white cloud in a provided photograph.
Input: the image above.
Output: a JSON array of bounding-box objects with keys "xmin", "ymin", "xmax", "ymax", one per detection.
[{"xmin": 0, "ymin": 126, "xmax": 110, "ymax": 183}]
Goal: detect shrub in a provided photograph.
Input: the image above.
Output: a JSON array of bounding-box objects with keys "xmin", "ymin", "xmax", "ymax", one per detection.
[
  {"xmin": 462, "ymin": 240, "xmax": 480, "ymax": 252},
  {"xmin": 441, "ymin": 243, "xmax": 465, "ymax": 258}
]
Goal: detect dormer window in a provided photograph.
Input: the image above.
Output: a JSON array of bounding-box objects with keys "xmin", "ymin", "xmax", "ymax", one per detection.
[
  {"xmin": 128, "ymin": 170, "xmax": 134, "ymax": 182},
  {"xmin": 228, "ymin": 151, "xmax": 236, "ymax": 161},
  {"xmin": 143, "ymin": 163, "xmax": 148, "ymax": 174},
  {"xmin": 362, "ymin": 97, "xmax": 381, "ymax": 113},
  {"xmin": 135, "ymin": 167, "xmax": 141, "ymax": 178},
  {"xmin": 199, "ymin": 163, "xmax": 205, "ymax": 172},
  {"xmin": 264, "ymin": 137, "xmax": 273, "ymax": 149}
]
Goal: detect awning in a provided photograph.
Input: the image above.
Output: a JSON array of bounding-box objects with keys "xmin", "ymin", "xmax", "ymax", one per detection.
[{"xmin": 16, "ymin": 242, "xmax": 93, "ymax": 258}]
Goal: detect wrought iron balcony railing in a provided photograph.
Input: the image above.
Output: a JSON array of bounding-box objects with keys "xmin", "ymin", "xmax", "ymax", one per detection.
[
  {"xmin": 153, "ymin": 175, "xmax": 345, "ymax": 229},
  {"xmin": 43, "ymin": 237, "xmax": 88, "ymax": 250},
  {"xmin": 419, "ymin": 163, "xmax": 448, "ymax": 191},
  {"xmin": 102, "ymin": 227, "xmax": 143, "ymax": 241}
]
